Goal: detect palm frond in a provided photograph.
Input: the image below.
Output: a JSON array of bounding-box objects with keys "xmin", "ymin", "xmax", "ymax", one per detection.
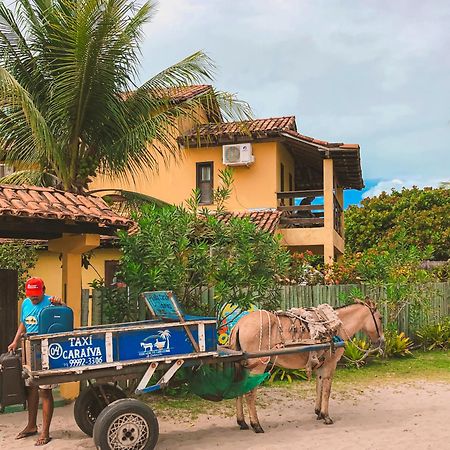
[
  {"xmin": 0, "ymin": 169, "xmax": 60, "ymax": 187},
  {"xmin": 89, "ymin": 188, "xmax": 168, "ymax": 216},
  {"xmin": 0, "ymin": 66, "xmax": 58, "ymax": 166}
]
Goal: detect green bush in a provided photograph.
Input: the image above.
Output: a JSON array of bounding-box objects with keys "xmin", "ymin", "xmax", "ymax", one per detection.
[
  {"xmin": 383, "ymin": 330, "xmax": 413, "ymax": 357},
  {"xmin": 343, "ymin": 338, "xmax": 370, "ymax": 368},
  {"xmin": 417, "ymin": 319, "xmax": 450, "ymax": 350},
  {"xmin": 119, "ymin": 203, "xmax": 290, "ymax": 315},
  {"xmin": 268, "ymin": 367, "xmax": 308, "ymax": 383},
  {"xmin": 0, "ymin": 242, "xmax": 38, "ymax": 298}
]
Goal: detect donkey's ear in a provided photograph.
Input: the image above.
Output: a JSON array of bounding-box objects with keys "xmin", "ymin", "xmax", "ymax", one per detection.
[{"xmin": 365, "ymin": 298, "xmax": 377, "ymax": 310}]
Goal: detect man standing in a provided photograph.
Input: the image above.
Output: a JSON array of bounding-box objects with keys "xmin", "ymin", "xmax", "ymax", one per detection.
[{"xmin": 8, "ymin": 277, "xmax": 61, "ymax": 446}]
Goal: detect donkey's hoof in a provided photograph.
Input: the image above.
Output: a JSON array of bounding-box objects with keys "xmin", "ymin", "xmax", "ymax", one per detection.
[
  {"xmin": 316, "ymin": 413, "xmax": 324, "ymax": 420},
  {"xmin": 324, "ymin": 416, "xmax": 334, "ymax": 425},
  {"xmin": 314, "ymin": 408, "xmax": 321, "ymax": 416},
  {"xmin": 251, "ymin": 423, "xmax": 265, "ymax": 433},
  {"xmin": 237, "ymin": 420, "xmax": 249, "ymax": 430}
]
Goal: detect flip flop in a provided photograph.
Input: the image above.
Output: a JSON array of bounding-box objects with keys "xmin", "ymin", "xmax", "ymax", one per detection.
[
  {"xmin": 16, "ymin": 430, "xmax": 38, "ymax": 439},
  {"xmin": 35, "ymin": 436, "xmax": 52, "ymax": 446}
]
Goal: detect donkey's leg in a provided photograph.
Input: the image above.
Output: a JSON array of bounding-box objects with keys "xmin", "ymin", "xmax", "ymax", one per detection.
[
  {"xmin": 244, "ymin": 388, "xmax": 264, "ymax": 433},
  {"xmin": 318, "ymin": 360, "xmax": 338, "ymax": 425},
  {"xmin": 315, "ymin": 373, "xmax": 323, "ymax": 417},
  {"xmin": 236, "ymin": 396, "xmax": 249, "ymax": 430}
]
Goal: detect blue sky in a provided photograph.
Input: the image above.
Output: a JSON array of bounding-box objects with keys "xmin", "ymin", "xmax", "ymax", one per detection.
[{"xmin": 137, "ymin": 1, "xmax": 450, "ymax": 208}]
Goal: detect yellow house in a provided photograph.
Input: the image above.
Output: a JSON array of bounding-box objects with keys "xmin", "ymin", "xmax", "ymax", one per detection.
[
  {"xmin": 15, "ymin": 85, "xmax": 363, "ymax": 296},
  {"xmin": 91, "ymin": 89, "xmax": 363, "ymax": 265}
]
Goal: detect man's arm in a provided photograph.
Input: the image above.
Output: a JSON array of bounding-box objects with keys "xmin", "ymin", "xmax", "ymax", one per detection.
[{"xmin": 8, "ymin": 322, "xmax": 26, "ymax": 352}]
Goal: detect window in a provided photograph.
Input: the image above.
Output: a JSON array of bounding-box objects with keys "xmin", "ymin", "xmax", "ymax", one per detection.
[
  {"xmin": 196, "ymin": 162, "xmax": 214, "ymax": 204},
  {"xmin": 280, "ymin": 163, "xmax": 285, "ymax": 192},
  {"xmin": 105, "ymin": 260, "xmax": 120, "ymax": 286}
]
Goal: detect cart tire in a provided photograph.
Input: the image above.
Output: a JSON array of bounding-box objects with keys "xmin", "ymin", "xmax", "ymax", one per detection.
[
  {"xmin": 74, "ymin": 383, "xmax": 127, "ymax": 437},
  {"xmin": 93, "ymin": 398, "xmax": 159, "ymax": 450}
]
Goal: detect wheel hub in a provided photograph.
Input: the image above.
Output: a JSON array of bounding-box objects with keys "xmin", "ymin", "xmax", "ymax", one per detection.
[{"xmin": 107, "ymin": 413, "xmax": 149, "ymax": 449}]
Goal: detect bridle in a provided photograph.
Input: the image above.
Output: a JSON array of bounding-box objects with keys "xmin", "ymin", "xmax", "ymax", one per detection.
[{"xmin": 359, "ymin": 300, "xmax": 382, "ymax": 340}]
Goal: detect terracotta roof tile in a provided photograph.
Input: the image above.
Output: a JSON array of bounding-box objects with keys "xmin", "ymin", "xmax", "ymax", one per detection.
[
  {"xmin": 0, "ymin": 185, "xmax": 133, "ymax": 229},
  {"xmin": 280, "ymin": 129, "xmax": 360, "ymax": 150},
  {"xmin": 216, "ymin": 210, "xmax": 282, "ymax": 234},
  {"xmin": 121, "ymin": 85, "xmax": 212, "ymax": 103},
  {"xmin": 183, "ymin": 116, "xmax": 296, "ymax": 140}
]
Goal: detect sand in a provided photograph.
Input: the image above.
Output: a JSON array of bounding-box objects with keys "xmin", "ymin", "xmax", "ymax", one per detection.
[{"xmin": 0, "ymin": 381, "xmax": 449, "ymax": 450}]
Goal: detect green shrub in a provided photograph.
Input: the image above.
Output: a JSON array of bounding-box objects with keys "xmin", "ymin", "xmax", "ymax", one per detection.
[
  {"xmin": 0, "ymin": 242, "xmax": 38, "ymax": 298},
  {"xmin": 417, "ymin": 319, "xmax": 450, "ymax": 350},
  {"xmin": 343, "ymin": 338, "xmax": 370, "ymax": 368},
  {"xmin": 383, "ymin": 330, "xmax": 413, "ymax": 357},
  {"xmin": 268, "ymin": 367, "xmax": 308, "ymax": 383}
]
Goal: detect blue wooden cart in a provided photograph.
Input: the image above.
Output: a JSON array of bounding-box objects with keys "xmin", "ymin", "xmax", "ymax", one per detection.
[{"xmin": 21, "ymin": 291, "xmax": 344, "ymax": 450}]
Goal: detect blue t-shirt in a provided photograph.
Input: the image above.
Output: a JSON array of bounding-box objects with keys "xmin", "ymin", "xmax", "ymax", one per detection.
[{"xmin": 21, "ymin": 295, "xmax": 52, "ymax": 334}]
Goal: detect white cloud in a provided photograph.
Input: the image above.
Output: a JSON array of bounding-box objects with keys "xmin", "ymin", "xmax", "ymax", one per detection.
[
  {"xmin": 139, "ymin": 0, "xmax": 450, "ymax": 185},
  {"xmin": 363, "ymin": 178, "xmax": 449, "ymax": 199}
]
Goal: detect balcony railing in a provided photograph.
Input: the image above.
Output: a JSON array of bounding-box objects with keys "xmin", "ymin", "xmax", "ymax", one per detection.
[{"xmin": 276, "ymin": 190, "xmax": 343, "ymax": 235}]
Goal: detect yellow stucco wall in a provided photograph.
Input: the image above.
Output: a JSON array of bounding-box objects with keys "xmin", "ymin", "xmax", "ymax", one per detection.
[
  {"xmin": 276, "ymin": 142, "xmax": 295, "ymax": 192},
  {"xmin": 91, "ymin": 140, "xmax": 285, "ymax": 211},
  {"xmin": 34, "ymin": 247, "xmax": 121, "ymax": 297}
]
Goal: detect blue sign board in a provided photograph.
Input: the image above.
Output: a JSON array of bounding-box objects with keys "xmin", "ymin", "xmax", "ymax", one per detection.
[
  {"xmin": 47, "ymin": 335, "xmax": 109, "ymax": 369},
  {"xmin": 117, "ymin": 323, "xmax": 217, "ymax": 361}
]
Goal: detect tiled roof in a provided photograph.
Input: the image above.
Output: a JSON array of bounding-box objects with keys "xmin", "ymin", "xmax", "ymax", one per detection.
[
  {"xmin": 182, "ymin": 115, "xmax": 363, "ymax": 190},
  {"xmin": 0, "ymin": 185, "xmax": 133, "ymax": 229},
  {"xmin": 280, "ymin": 129, "xmax": 360, "ymax": 150},
  {"xmin": 216, "ymin": 210, "xmax": 282, "ymax": 234},
  {"xmin": 121, "ymin": 85, "xmax": 212, "ymax": 102},
  {"xmin": 183, "ymin": 116, "xmax": 296, "ymax": 140},
  {"xmin": 162, "ymin": 85, "xmax": 212, "ymax": 102}
]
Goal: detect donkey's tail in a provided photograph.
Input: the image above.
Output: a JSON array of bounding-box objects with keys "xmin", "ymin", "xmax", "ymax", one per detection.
[
  {"xmin": 228, "ymin": 324, "xmax": 241, "ymax": 351},
  {"xmin": 228, "ymin": 326, "xmax": 245, "ymax": 382}
]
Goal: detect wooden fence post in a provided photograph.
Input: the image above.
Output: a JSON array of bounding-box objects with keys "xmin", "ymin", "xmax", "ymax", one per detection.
[
  {"xmin": 81, "ymin": 289, "xmax": 89, "ymax": 327},
  {"xmin": 91, "ymin": 289, "xmax": 102, "ymax": 325}
]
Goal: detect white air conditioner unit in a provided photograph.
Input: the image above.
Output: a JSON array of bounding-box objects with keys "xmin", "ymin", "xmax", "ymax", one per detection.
[{"xmin": 222, "ymin": 143, "xmax": 254, "ymax": 166}]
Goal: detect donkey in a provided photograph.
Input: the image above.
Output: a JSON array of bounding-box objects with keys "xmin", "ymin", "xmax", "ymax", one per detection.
[{"xmin": 229, "ymin": 300, "xmax": 384, "ymax": 433}]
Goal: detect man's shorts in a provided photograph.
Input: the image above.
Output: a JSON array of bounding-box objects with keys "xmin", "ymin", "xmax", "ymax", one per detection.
[{"xmin": 25, "ymin": 378, "xmax": 58, "ymax": 390}]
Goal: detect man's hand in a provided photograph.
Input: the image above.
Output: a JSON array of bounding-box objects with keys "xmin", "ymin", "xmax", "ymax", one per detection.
[
  {"xmin": 50, "ymin": 296, "xmax": 63, "ymax": 305},
  {"xmin": 7, "ymin": 341, "xmax": 18, "ymax": 352}
]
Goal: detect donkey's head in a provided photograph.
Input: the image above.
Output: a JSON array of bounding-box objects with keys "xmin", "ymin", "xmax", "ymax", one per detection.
[{"xmin": 356, "ymin": 298, "xmax": 385, "ymax": 350}]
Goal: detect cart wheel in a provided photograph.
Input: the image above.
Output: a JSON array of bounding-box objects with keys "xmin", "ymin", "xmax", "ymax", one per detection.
[
  {"xmin": 93, "ymin": 398, "xmax": 159, "ymax": 450},
  {"xmin": 74, "ymin": 383, "xmax": 127, "ymax": 437}
]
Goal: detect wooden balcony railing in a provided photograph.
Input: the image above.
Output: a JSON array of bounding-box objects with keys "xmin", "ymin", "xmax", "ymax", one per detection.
[{"xmin": 276, "ymin": 190, "xmax": 343, "ymax": 235}]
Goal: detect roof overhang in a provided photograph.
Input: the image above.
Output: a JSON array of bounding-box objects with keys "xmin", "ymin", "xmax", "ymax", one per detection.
[{"xmin": 0, "ymin": 185, "xmax": 134, "ymax": 240}]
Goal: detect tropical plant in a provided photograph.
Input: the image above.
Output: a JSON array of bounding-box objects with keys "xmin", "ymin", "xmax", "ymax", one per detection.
[
  {"xmin": 0, "ymin": 0, "xmax": 251, "ymax": 192},
  {"xmin": 342, "ymin": 338, "xmax": 371, "ymax": 368},
  {"xmin": 0, "ymin": 241, "xmax": 38, "ymax": 298},
  {"xmin": 268, "ymin": 367, "xmax": 308, "ymax": 383},
  {"xmin": 383, "ymin": 330, "xmax": 413, "ymax": 357},
  {"xmin": 417, "ymin": 319, "xmax": 450, "ymax": 350}
]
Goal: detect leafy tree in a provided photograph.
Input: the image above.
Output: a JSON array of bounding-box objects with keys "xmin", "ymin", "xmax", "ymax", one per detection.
[
  {"xmin": 0, "ymin": 0, "xmax": 250, "ymax": 192},
  {"xmin": 0, "ymin": 241, "xmax": 38, "ymax": 298},
  {"xmin": 345, "ymin": 187, "xmax": 450, "ymax": 260},
  {"xmin": 117, "ymin": 185, "xmax": 290, "ymax": 314}
]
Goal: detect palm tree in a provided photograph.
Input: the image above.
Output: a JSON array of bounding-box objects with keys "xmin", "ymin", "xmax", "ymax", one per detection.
[
  {"xmin": 158, "ymin": 329, "xmax": 171, "ymax": 349},
  {"xmin": 0, "ymin": 0, "xmax": 251, "ymax": 192}
]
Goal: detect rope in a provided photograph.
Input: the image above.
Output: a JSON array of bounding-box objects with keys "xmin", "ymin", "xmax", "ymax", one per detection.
[
  {"xmin": 258, "ymin": 310, "xmax": 271, "ymax": 365},
  {"xmin": 340, "ymin": 324, "xmax": 382, "ymax": 365}
]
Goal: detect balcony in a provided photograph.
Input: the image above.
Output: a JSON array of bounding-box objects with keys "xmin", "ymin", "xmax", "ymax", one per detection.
[{"xmin": 276, "ymin": 190, "xmax": 343, "ymax": 235}]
